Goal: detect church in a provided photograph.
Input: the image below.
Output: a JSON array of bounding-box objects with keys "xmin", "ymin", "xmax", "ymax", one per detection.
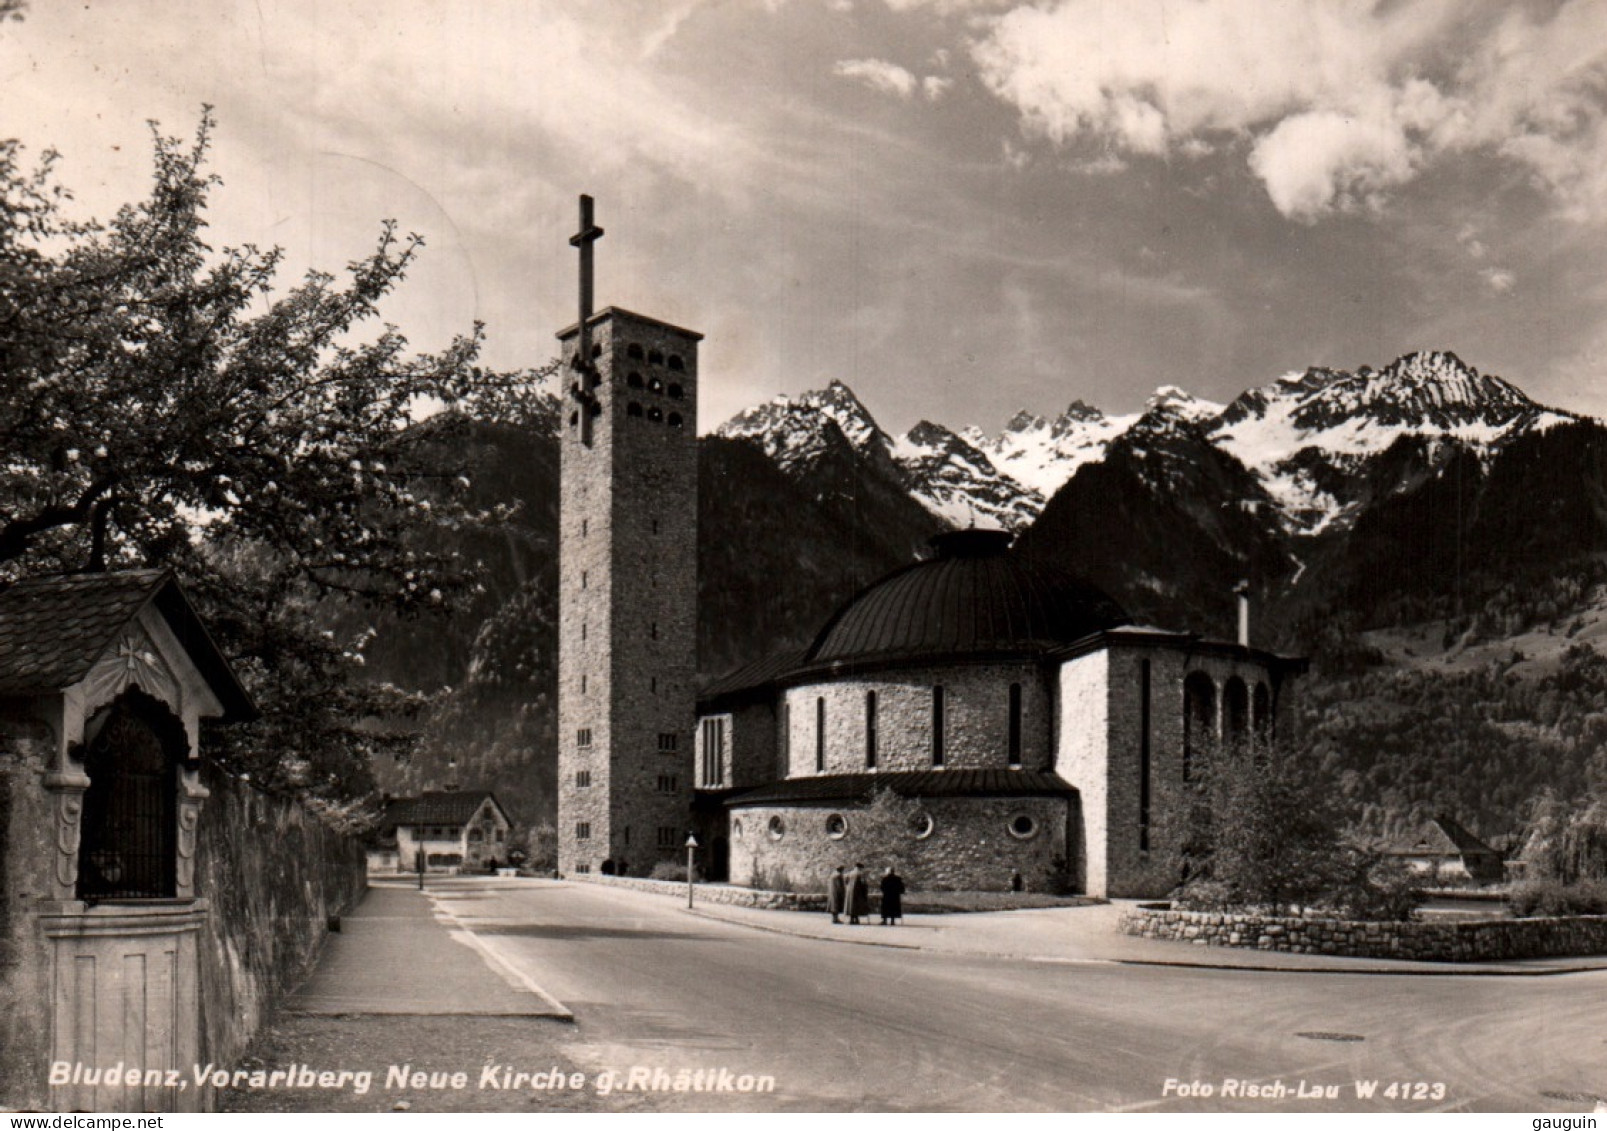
[{"xmin": 553, "ymin": 199, "xmax": 1305, "ymax": 899}]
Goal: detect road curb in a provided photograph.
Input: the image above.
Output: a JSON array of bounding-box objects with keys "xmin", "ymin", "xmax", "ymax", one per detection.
[{"xmin": 683, "ymin": 904, "xmax": 1607, "ymax": 977}]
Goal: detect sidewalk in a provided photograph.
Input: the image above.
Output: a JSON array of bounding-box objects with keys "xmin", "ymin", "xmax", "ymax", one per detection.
[
  {"xmin": 680, "ymin": 892, "xmax": 1607, "ymax": 977},
  {"xmin": 288, "ymin": 883, "xmax": 570, "ymax": 1017}
]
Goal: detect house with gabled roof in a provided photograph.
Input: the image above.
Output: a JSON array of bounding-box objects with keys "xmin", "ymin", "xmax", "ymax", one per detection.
[{"xmin": 1385, "ymin": 814, "xmax": 1504, "ymax": 885}]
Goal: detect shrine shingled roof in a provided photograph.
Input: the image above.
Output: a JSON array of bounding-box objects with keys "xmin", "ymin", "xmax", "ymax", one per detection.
[{"xmin": 0, "ymin": 569, "xmax": 255, "ymax": 720}]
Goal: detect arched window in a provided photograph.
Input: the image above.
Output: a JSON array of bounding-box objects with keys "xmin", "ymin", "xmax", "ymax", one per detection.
[
  {"xmin": 569, "ymin": 410, "xmax": 579, "ymax": 428},
  {"xmin": 591, "ymin": 342, "xmax": 603, "ymax": 359},
  {"xmin": 648, "ymin": 349, "xmax": 664, "ymax": 365},
  {"xmin": 626, "ymin": 401, "xmax": 643, "ymax": 417},
  {"xmin": 865, "ymin": 690, "xmax": 878, "ymax": 768},
  {"xmin": 668, "ymin": 383, "xmax": 684, "ymax": 399},
  {"xmin": 627, "ymin": 371, "xmax": 644, "ymax": 389},
  {"xmin": 668, "ymin": 355, "xmax": 684, "ymax": 372},
  {"xmin": 1224, "ymin": 677, "xmax": 1249, "ymax": 751},
  {"xmin": 1007, "ymin": 682, "xmax": 1023, "ymax": 766},
  {"xmin": 77, "ymin": 691, "xmax": 187, "ymax": 900},
  {"xmin": 627, "ymin": 343, "xmax": 644, "ymax": 360},
  {"xmin": 931, "ymin": 685, "xmax": 946, "ymax": 766},
  {"xmin": 668, "ymin": 412, "xmax": 683, "ymax": 428},
  {"xmin": 1183, "ymin": 672, "xmax": 1215, "ymax": 782}
]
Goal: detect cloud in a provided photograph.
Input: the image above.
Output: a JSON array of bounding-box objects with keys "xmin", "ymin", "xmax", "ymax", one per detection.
[
  {"xmin": 834, "ymin": 57, "xmax": 919, "ymax": 98},
  {"xmin": 922, "ymin": 75, "xmax": 952, "ymax": 100},
  {"xmin": 968, "ymin": 0, "xmax": 1607, "ymax": 223},
  {"xmin": 1481, "ymin": 267, "xmax": 1516, "ymax": 292}
]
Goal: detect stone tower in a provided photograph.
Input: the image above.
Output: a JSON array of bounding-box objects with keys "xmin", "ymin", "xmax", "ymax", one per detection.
[{"xmin": 556, "ymin": 197, "xmax": 701, "ymax": 877}]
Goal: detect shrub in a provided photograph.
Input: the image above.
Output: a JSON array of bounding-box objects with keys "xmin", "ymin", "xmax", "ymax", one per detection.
[
  {"xmin": 746, "ymin": 861, "xmax": 797, "ymax": 893},
  {"xmin": 1327, "ymin": 855, "xmax": 1424, "ymax": 922},
  {"xmin": 1506, "ymin": 878, "xmax": 1607, "ymax": 918}
]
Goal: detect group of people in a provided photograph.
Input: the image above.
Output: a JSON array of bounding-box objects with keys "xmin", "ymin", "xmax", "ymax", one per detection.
[{"xmin": 826, "ymin": 863, "xmax": 906, "ymax": 926}]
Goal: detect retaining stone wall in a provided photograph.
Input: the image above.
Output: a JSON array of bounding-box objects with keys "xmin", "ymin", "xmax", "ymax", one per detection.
[
  {"xmin": 194, "ymin": 764, "xmax": 369, "ymax": 1068},
  {"xmin": 1119, "ymin": 904, "xmax": 1607, "ymax": 962}
]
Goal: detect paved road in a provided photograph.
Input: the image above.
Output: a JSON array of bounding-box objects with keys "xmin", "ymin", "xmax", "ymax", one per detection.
[{"xmin": 417, "ymin": 878, "xmax": 1607, "ymax": 1113}]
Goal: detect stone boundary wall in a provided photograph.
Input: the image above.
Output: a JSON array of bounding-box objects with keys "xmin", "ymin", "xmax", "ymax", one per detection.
[
  {"xmin": 571, "ymin": 871, "xmax": 825, "ymax": 911},
  {"xmin": 1119, "ymin": 904, "xmax": 1607, "ymax": 962},
  {"xmin": 195, "ymin": 765, "xmax": 369, "ymax": 1069}
]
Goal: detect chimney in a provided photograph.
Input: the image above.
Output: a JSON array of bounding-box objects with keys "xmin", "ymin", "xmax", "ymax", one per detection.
[
  {"xmin": 1233, "ymin": 580, "xmax": 1251, "ymax": 648},
  {"xmin": 444, "ymin": 758, "xmax": 459, "ymax": 793}
]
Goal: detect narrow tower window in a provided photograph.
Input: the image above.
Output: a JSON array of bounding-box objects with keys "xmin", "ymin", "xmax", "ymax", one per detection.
[
  {"xmin": 932, "ymin": 685, "xmax": 946, "ymax": 767},
  {"xmin": 815, "ymin": 696, "xmax": 826, "ymax": 773},
  {"xmin": 1139, "ymin": 659, "xmax": 1152, "ymax": 851},
  {"xmin": 1007, "ymin": 682, "xmax": 1022, "ymax": 767}
]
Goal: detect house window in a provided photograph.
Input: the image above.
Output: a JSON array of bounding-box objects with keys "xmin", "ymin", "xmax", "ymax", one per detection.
[
  {"xmin": 668, "ymin": 412, "xmax": 683, "ymax": 428},
  {"xmin": 576, "ymin": 822, "xmax": 591, "ymax": 840},
  {"xmin": 77, "ymin": 693, "xmax": 186, "ymax": 900},
  {"xmin": 668, "ymin": 356, "xmax": 684, "ymax": 372},
  {"xmin": 931, "ymin": 685, "xmax": 946, "ymax": 767},
  {"xmin": 1225, "ymin": 676, "xmax": 1250, "ymax": 749},
  {"xmin": 668, "ymin": 383, "xmax": 684, "ymax": 399},
  {"xmin": 657, "ymin": 774, "xmax": 678, "ymax": 793},
  {"xmin": 865, "ymin": 690, "xmax": 878, "ymax": 769},
  {"xmin": 825, "ymin": 813, "xmax": 848, "ymax": 839},
  {"xmin": 627, "ymin": 371, "xmax": 644, "ymax": 388},
  {"xmin": 627, "ymin": 343, "xmax": 644, "ymax": 360},
  {"xmin": 657, "ymin": 826, "xmax": 678, "ymax": 848},
  {"xmin": 658, "ymin": 732, "xmax": 678, "ymax": 752},
  {"xmin": 575, "ymin": 770, "xmax": 591, "ymax": 788},
  {"xmin": 815, "ymin": 696, "xmax": 826, "ymax": 772},
  {"xmin": 700, "ymin": 716, "xmax": 726, "ymax": 788},
  {"xmin": 577, "ymin": 728, "xmax": 592, "ymax": 747},
  {"xmin": 650, "ymin": 622, "xmax": 658, "ymax": 640},
  {"xmin": 648, "ymin": 349, "xmax": 664, "ymax": 365},
  {"xmin": 1007, "ymin": 682, "xmax": 1022, "ymax": 766},
  {"xmin": 495, "ymin": 829, "xmax": 504, "ymax": 843}
]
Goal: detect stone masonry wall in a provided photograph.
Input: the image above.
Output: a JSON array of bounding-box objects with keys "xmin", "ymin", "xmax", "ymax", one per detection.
[
  {"xmin": 781, "ymin": 662, "xmax": 1053, "ymax": 778},
  {"xmin": 194, "ymin": 763, "xmax": 368, "ymax": 1071},
  {"xmin": 728, "ymin": 796, "xmax": 1069, "ymax": 893},
  {"xmin": 1119, "ymin": 905, "xmax": 1607, "ymax": 962}
]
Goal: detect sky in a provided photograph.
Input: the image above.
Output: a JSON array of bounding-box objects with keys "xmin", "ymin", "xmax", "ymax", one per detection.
[{"xmin": 5, "ymin": 0, "xmax": 1607, "ymax": 435}]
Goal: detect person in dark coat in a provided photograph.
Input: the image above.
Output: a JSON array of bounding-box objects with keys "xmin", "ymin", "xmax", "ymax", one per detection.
[
  {"xmin": 846, "ymin": 862, "xmax": 871, "ymax": 925},
  {"xmin": 879, "ymin": 865, "xmax": 906, "ymax": 925},
  {"xmin": 826, "ymin": 865, "xmax": 847, "ymax": 923}
]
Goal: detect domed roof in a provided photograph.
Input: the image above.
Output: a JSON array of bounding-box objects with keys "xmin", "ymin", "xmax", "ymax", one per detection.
[{"xmin": 803, "ymin": 529, "xmax": 1128, "ymax": 667}]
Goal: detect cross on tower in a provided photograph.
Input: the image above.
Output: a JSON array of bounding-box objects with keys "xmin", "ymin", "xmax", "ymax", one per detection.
[{"xmin": 569, "ymin": 194, "xmax": 606, "ymax": 443}]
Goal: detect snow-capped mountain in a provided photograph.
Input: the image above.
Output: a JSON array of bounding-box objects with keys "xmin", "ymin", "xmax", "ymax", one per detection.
[
  {"xmin": 716, "ymin": 380, "xmax": 1038, "ymax": 530},
  {"xmin": 892, "ymin": 421, "xmax": 1043, "ymax": 530},
  {"xmin": 717, "ymin": 351, "xmax": 1581, "ymax": 537}
]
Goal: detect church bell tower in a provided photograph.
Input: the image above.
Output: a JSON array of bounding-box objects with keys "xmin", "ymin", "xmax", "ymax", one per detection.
[{"xmin": 556, "ymin": 196, "xmax": 701, "ymax": 876}]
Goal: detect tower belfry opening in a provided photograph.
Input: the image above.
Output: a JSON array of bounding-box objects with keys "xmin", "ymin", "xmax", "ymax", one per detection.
[{"xmin": 555, "ymin": 195, "xmax": 703, "ymax": 877}]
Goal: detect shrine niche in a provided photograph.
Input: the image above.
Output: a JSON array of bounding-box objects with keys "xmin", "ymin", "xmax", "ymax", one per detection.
[{"xmin": 0, "ymin": 570, "xmax": 254, "ymax": 1112}]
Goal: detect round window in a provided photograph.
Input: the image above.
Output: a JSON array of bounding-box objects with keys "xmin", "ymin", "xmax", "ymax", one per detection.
[
  {"xmin": 767, "ymin": 815, "xmax": 786, "ymax": 841},
  {"xmin": 825, "ymin": 813, "xmax": 848, "ymax": 839},
  {"xmin": 909, "ymin": 811, "xmax": 934, "ymax": 840},
  {"xmin": 1008, "ymin": 813, "xmax": 1038, "ymax": 840}
]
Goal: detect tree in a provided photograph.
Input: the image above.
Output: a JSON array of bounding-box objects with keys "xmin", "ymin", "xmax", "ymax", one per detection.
[
  {"xmin": 1180, "ymin": 741, "xmax": 1351, "ymax": 913},
  {"xmin": 0, "ymin": 112, "xmax": 541, "ymax": 807}
]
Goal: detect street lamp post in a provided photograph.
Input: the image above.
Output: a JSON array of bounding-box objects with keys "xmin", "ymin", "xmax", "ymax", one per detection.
[{"xmin": 685, "ymin": 833, "xmax": 699, "ymax": 909}]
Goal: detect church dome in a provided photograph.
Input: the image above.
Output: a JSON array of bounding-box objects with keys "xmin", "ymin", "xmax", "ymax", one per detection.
[{"xmin": 802, "ymin": 528, "xmax": 1128, "ymax": 668}]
